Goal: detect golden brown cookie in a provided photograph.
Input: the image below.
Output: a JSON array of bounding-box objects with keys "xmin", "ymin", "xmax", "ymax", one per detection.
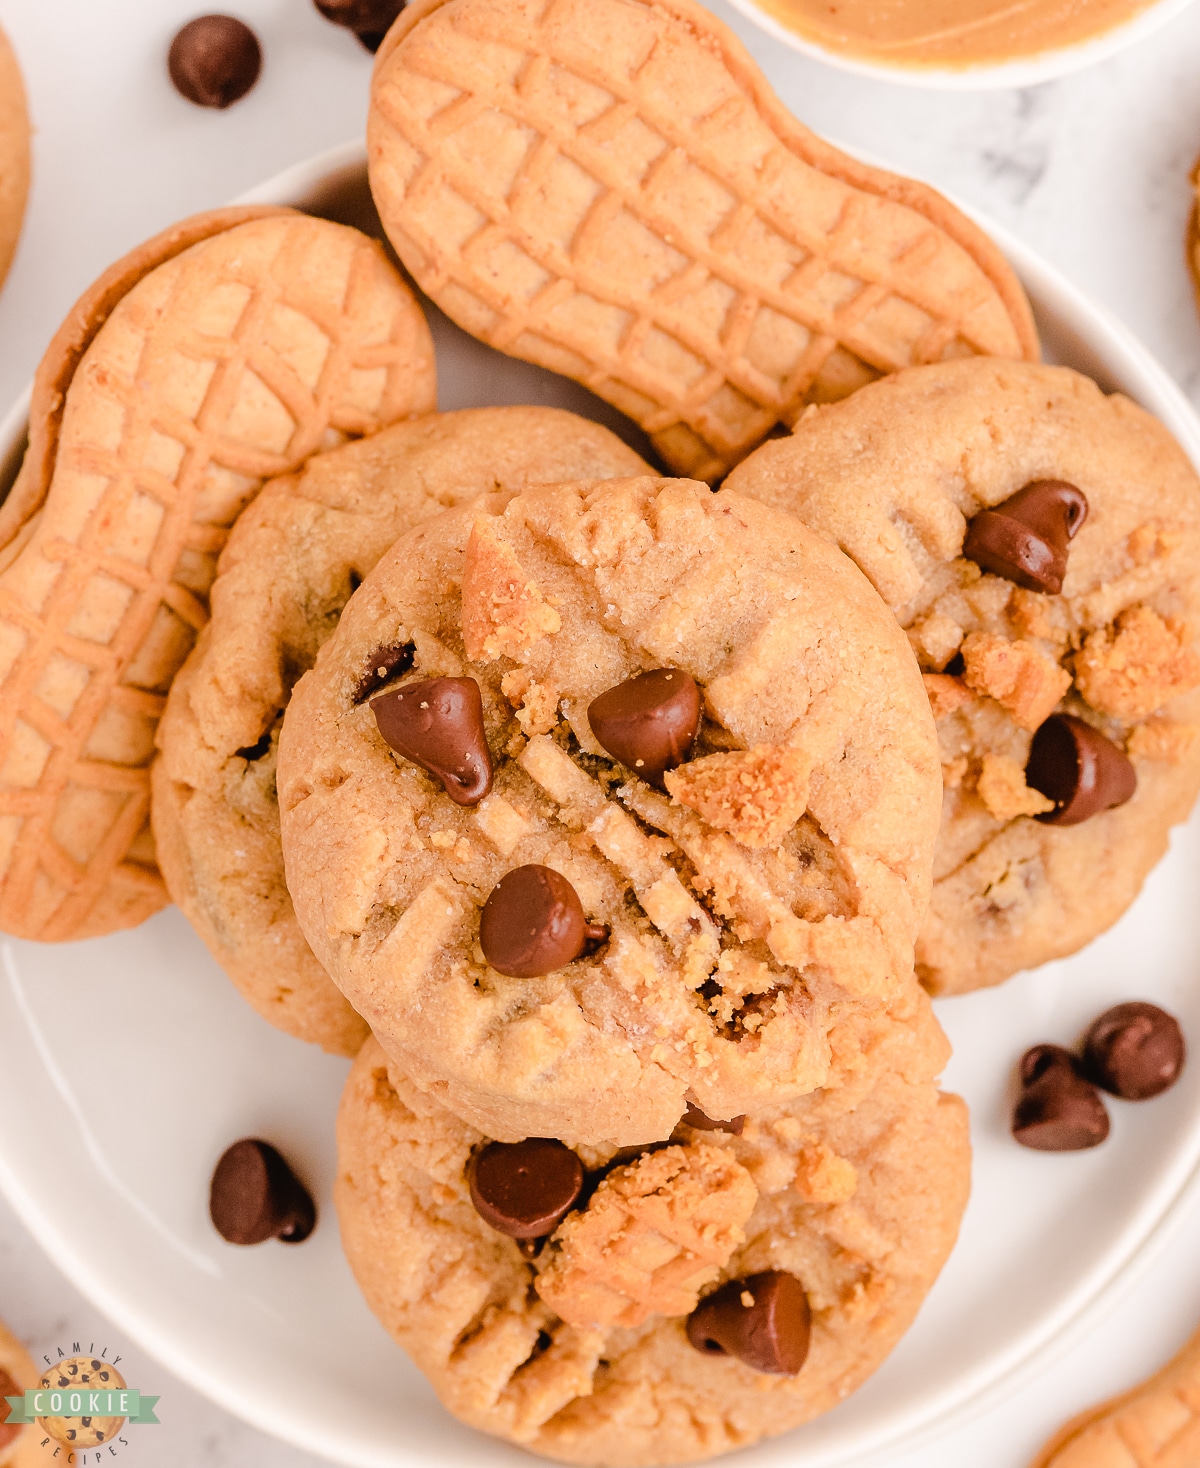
[
  {"xmin": 336, "ymin": 989, "xmax": 969, "ymax": 1467},
  {"xmin": 0, "ymin": 1317, "xmax": 39, "ymax": 1468},
  {"xmin": 727, "ymin": 357, "xmax": 1200, "ymax": 995},
  {"xmin": 153, "ymin": 407, "xmax": 648, "ymax": 1055},
  {"xmin": 278, "ymin": 475, "xmax": 942, "ymax": 1145},
  {"xmin": 1032, "ymin": 1322, "xmax": 1200, "ymax": 1467},
  {"xmin": 0, "ymin": 25, "xmax": 29, "ymax": 298},
  {"xmin": 1189, "ymin": 155, "xmax": 1200, "ymax": 320},
  {"xmin": 367, "ymin": 0, "xmax": 1038, "ymax": 483},
  {"xmin": 0, "ymin": 209, "xmax": 436, "ymax": 943}
]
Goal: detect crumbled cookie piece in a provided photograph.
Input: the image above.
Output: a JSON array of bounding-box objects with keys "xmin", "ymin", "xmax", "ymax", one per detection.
[
  {"xmin": 462, "ymin": 517, "xmax": 561, "ymax": 661},
  {"xmin": 1008, "ymin": 586, "xmax": 1068, "ymax": 644},
  {"xmin": 923, "ymin": 674, "xmax": 973, "ymax": 721},
  {"xmin": 1127, "ymin": 520, "xmax": 1184, "ymax": 567},
  {"xmin": 473, "ymin": 793, "xmax": 535, "ymax": 856},
  {"xmin": 793, "ymin": 1140, "xmax": 857, "ymax": 1204},
  {"xmin": 535, "ymin": 1141, "xmax": 757, "ymax": 1329},
  {"xmin": 976, "ymin": 753, "xmax": 1054, "ymax": 821},
  {"xmin": 664, "ymin": 745, "xmax": 809, "ymax": 848},
  {"xmin": 1075, "ymin": 606, "xmax": 1200, "ymax": 721},
  {"xmin": 910, "ymin": 613, "xmax": 963, "ymax": 670},
  {"xmin": 961, "ymin": 632, "xmax": 1071, "ymax": 730},
  {"xmin": 501, "ymin": 669, "xmax": 560, "ymax": 737},
  {"xmin": 1127, "ymin": 718, "xmax": 1199, "ymax": 765}
]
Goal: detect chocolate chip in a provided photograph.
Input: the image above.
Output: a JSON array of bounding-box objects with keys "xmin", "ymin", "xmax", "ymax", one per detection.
[
  {"xmin": 371, "ymin": 676, "xmax": 492, "ymax": 805},
  {"xmin": 681, "ymin": 1103, "xmax": 745, "ymax": 1135},
  {"xmin": 1012, "ymin": 1044, "xmax": 1110, "ymax": 1151},
  {"xmin": 963, "ymin": 480, "xmax": 1088, "ymax": 595},
  {"xmin": 314, "ymin": 0, "xmax": 406, "ymax": 50},
  {"xmin": 353, "ymin": 640, "xmax": 414, "ymax": 703},
  {"xmin": 587, "ymin": 669, "xmax": 701, "ymax": 786},
  {"xmin": 479, "ymin": 864, "xmax": 607, "ymax": 977},
  {"xmin": 234, "ymin": 718, "xmax": 279, "ymax": 762},
  {"xmin": 168, "ymin": 16, "xmax": 262, "ymax": 109},
  {"xmin": 686, "ymin": 1271, "xmax": 811, "ymax": 1375},
  {"xmin": 468, "ymin": 1138, "xmax": 585, "ymax": 1239},
  {"xmin": 1025, "ymin": 713, "xmax": 1137, "ymax": 826},
  {"xmin": 1082, "ymin": 1002, "xmax": 1185, "ymax": 1100},
  {"xmin": 0, "ymin": 1367, "xmax": 21, "ymax": 1449},
  {"xmin": 209, "ymin": 1138, "xmax": 316, "ymax": 1245}
]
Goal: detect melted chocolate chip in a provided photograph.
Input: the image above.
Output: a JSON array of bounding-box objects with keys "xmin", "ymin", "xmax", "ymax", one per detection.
[
  {"xmin": 371, "ymin": 676, "xmax": 492, "ymax": 805},
  {"xmin": 1025, "ymin": 713, "xmax": 1137, "ymax": 826},
  {"xmin": 1012, "ymin": 1044, "xmax": 1110, "ymax": 1151},
  {"xmin": 587, "ymin": 669, "xmax": 701, "ymax": 786},
  {"xmin": 209, "ymin": 1139, "xmax": 316, "ymax": 1245},
  {"xmin": 479, "ymin": 864, "xmax": 607, "ymax": 977},
  {"xmin": 681, "ymin": 1103, "xmax": 746, "ymax": 1135},
  {"xmin": 1082, "ymin": 1002, "xmax": 1186, "ymax": 1100},
  {"xmin": 353, "ymin": 640, "xmax": 415, "ymax": 703},
  {"xmin": 468, "ymin": 1138, "xmax": 585, "ymax": 1239},
  {"xmin": 686, "ymin": 1271, "xmax": 811, "ymax": 1375},
  {"xmin": 0, "ymin": 1367, "xmax": 22, "ymax": 1449},
  {"xmin": 963, "ymin": 480, "xmax": 1088, "ymax": 595},
  {"xmin": 314, "ymin": 0, "xmax": 406, "ymax": 50},
  {"xmin": 168, "ymin": 16, "xmax": 262, "ymax": 109}
]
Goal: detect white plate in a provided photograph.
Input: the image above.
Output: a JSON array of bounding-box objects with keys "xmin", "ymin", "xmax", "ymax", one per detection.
[
  {"xmin": 3, "ymin": 141, "xmax": 1200, "ymax": 1468},
  {"xmin": 719, "ymin": 0, "xmax": 1199, "ymax": 90}
]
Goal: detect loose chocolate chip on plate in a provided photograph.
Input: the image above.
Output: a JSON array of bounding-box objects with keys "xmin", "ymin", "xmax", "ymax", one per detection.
[
  {"xmin": 687, "ymin": 1271, "xmax": 811, "ymax": 1375},
  {"xmin": 479, "ymin": 864, "xmax": 608, "ymax": 978},
  {"xmin": 1025, "ymin": 713, "xmax": 1136, "ymax": 826},
  {"xmin": 314, "ymin": 0, "xmax": 406, "ymax": 50},
  {"xmin": 168, "ymin": 16, "xmax": 262, "ymax": 109},
  {"xmin": 1012, "ymin": 1044, "xmax": 1110, "ymax": 1151},
  {"xmin": 963, "ymin": 479, "xmax": 1088, "ymax": 595},
  {"xmin": 0, "ymin": 1367, "xmax": 22, "ymax": 1449},
  {"xmin": 371, "ymin": 676, "xmax": 492, "ymax": 805},
  {"xmin": 587, "ymin": 668, "xmax": 701, "ymax": 786},
  {"xmin": 681, "ymin": 1102, "xmax": 746, "ymax": 1135},
  {"xmin": 468, "ymin": 1138, "xmax": 585, "ymax": 1239},
  {"xmin": 1083, "ymin": 1002, "xmax": 1186, "ymax": 1100},
  {"xmin": 209, "ymin": 1138, "xmax": 316, "ymax": 1245}
]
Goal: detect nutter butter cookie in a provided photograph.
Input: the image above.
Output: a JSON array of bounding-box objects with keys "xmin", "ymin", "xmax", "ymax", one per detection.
[
  {"xmin": 278, "ymin": 475, "xmax": 942, "ymax": 1145},
  {"xmin": 153, "ymin": 407, "xmax": 647, "ymax": 1055},
  {"xmin": 335, "ymin": 988, "xmax": 969, "ymax": 1466},
  {"xmin": 727, "ymin": 358, "xmax": 1200, "ymax": 995}
]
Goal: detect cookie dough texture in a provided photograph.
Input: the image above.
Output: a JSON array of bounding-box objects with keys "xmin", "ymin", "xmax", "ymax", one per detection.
[
  {"xmin": 279, "ymin": 475, "xmax": 942, "ymax": 1145},
  {"xmin": 0, "ymin": 1318, "xmax": 39, "ymax": 1467},
  {"xmin": 368, "ymin": 0, "xmax": 1037, "ymax": 483},
  {"xmin": 0, "ymin": 25, "xmax": 29, "ymax": 295},
  {"xmin": 727, "ymin": 358, "xmax": 1200, "ymax": 995},
  {"xmin": 0, "ymin": 209, "xmax": 435, "ymax": 943},
  {"xmin": 1031, "ymin": 1321, "xmax": 1200, "ymax": 1467},
  {"xmin": 153, "ymin": 407, "xmax": 648, "ymax": 1055},
  {"xmin": 336, "ymin": 991, "xmax": 969, "ymax": 1467}
]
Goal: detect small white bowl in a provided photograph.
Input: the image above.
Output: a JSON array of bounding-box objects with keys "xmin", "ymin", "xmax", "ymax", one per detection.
[{"xmin": 721, "ymin": 0, "xmax": 1199, "ymax": 90}]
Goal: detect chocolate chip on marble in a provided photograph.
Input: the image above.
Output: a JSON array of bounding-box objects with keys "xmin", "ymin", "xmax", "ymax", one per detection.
[
  {"xmin": 314, "ymin": 0, "xmax": 406, "ymax": 50},
  {"xmin": 963, "ymin": 479, "xmax": 1089, "ymax": 595},
  {"xmin": 479, "ymin": 864, "xmax": 607, "ymax": 978},
  {"xmin": 209, "ymin": 1139, "xmax": 316, "ymax": 1245},
  {"xmin": 468, "ymin": 1138, "xmax": 585, "ymax": 1239},
  {"xmin": 587, "ymin": 669, "xmax": 701, "ymax": 786},
  {"xmin": 168, "ymin": 16, "xmax": 262, "ymax": 109},
  {"xmin": 1025, "ymin": 713, "xmax": 1137, "ymax": 825},
  {"xmin": 353, "ymin": 639, "xmax": 414, "ymax": 703},
  {"xmin": 1082, "ymin": 1002, "xmax": 1186, "ymax": 1100},
  {"xmin": 371, "ymin": 676, "xmax": 492, "ymax": 805},
  {"xmin": 1012, "ymin": 1044, "xmax": 1110, "ymax": 1151},
  {"xmin": 686, "ymin": 1271, "xmax": 811, "ymax": 1375},
  {"xmin": 681, "ymin": 1103, "xmax": 745, "ymax": 1135},
  {"xmin": 0, "ymin": 1367, "xmax": 22, "ymax": 1449}
]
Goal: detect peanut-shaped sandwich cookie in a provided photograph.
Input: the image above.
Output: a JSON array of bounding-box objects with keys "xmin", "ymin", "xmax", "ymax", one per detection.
[
  {"xmin": 0, "ymin": 207, "xmax": 435, "ymax": 941},
  {"xmin": 367, "ymin": 0, "xmax": 1037, "ymax": 482},
  {"xmin": 0, "ymin": 24, "xmax": 29, "ymax": 297},
  {"xmin": 278, "ymin": 475, "xmax": 942, "ymax": 1146}
]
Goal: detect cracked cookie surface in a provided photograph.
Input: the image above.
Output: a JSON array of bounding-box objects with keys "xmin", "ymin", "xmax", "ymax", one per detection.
[
  {"xmin": 278, "ymin": 476, "xmax": 941, "ymax": 1145},
  {"xmin": 727, "ymin": 358, "xmax": 1200, "ymax": 995}
]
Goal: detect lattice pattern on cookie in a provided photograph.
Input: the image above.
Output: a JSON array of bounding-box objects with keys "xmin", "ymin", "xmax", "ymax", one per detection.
[
  {"xmin": 371, "ymin": 0, "xmax": 1031, "ymax": 478},
  {"xmin": 0, "ymin": 214, "xmax": 434, "ymax": 940}
]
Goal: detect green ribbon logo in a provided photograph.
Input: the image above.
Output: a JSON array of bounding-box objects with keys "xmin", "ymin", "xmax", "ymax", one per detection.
[{"xmin": 4, "ymin": 1388, "xmax": 160, "ymax": 1424}]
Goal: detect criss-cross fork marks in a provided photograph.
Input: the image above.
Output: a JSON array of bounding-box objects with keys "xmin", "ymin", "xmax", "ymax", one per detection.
[
  {"xmin": 373, "ymin": 0, "xmax": 1017, "ymax": 476},
  {"xmin": 0, "ymin": 216, "xmax": 430, "ymax": 940}
]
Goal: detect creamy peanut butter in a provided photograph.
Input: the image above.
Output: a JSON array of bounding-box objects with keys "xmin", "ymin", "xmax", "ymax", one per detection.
[{"xmin": 762, "ymin": 0, "xmax": 1160, "ymax": 68}]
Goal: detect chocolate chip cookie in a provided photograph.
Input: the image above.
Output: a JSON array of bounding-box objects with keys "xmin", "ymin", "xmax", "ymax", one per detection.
[
  {"xmin": 726, "ymin": 358, "xmax": 1200, "ymax": 995},
  {"xmin": 153, "ymin": 408, "xmax": 648, "ymax": 1055},
  {"xmin": 335, "ymin": 987, "xmax": 969, "ymax": 1466},
  {"xmin": 278, "ymin": 476, "xmax": 942, "ymax": 1145}
]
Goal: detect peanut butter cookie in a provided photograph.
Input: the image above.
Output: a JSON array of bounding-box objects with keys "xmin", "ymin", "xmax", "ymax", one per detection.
[
  {"xmin": 335, "ymin": 989, "xmax": 969, "ymax": 1466},
  {"xmin": 727, "ymin": 357, "xmax": 1200, "ymax": 995},
  {"xmin": 0, "ymin": 1317, "xmax": 38, "ymax": 1468},
  {"xmin": 278, "ymin": 475, "xmax": 941, "ymax": 1145},
  {"xmin": 0, "ymin": 24, "xmax": 29, "ymax": 296},
  {"xmin": 153, "ymin": 407, "xmax": 647, "ymax": 1055}
]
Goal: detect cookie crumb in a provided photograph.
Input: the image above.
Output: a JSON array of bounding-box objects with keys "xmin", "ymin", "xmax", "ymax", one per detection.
[
  {"xmin": 922, "ymin": 673, "xmax": 973, "ymax": 721},
  {"xmin": 664, "ymin": 744, "xmax": 809, "ymax": 847},
  {"xmin": 794, "ymin": 1141, "xmax": 858, "ymax": 1204},
  {"xmin": 976, "ymin": 753, "xmax": 1054, "ymax": 820},
  {"xmin": 1126, "ymin": 718, "xmax": 1199, "ymax": 765},
  {"xmin": 961, "ymin": 632, "xmax": 1070, "ymax": 730},
  {"xmin": 911, "ymin": 613, "xmax": 963, "ymax": 670},
  {"xmin": 462, "ymin": 517, "xmax": 561, "ymax": 661},
  {"xmin": 1075, "ymin": 606, "xmax": 1200, "ymax": 720}
]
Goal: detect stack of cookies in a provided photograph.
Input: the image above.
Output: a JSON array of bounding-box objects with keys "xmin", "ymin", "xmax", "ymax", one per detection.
[{"xmin": 4, "ymin": 0, "xmax": 1200, "ymax": 1463}]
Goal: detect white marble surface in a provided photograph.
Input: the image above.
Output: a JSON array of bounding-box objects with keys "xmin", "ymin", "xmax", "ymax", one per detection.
[{"xmin": 2, "ymin": 1, "xmax": 1200, "ymax": 1464}]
